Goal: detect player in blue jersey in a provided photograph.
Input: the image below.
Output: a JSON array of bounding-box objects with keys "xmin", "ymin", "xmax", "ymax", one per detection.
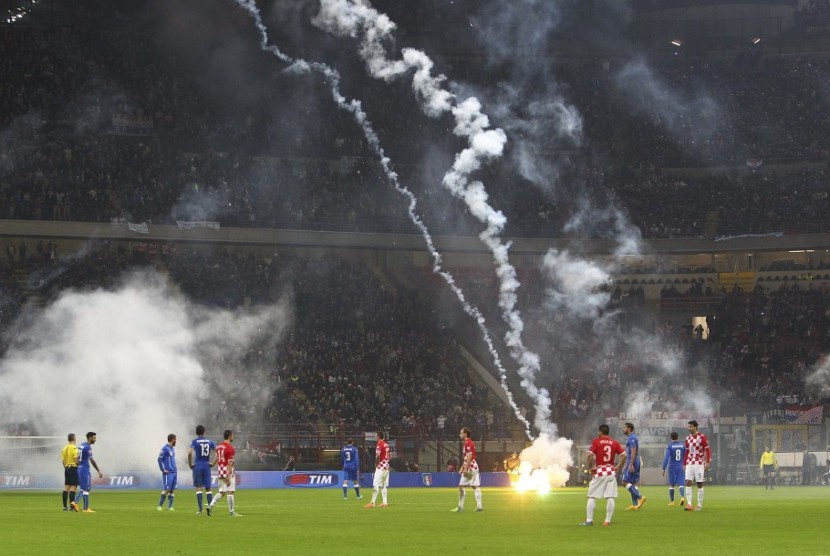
[
  {"xmin": 187, "ymin": 425, "xmax": 216, "ymax": 514},
  {"xmin": 341, "ymin": 438, "xmax": 361, "ymax": 500},
  {"xmin": 75, "ymin": 431, "xmax": 103, "ymax": 513},
  {"xmin": 622, "ymin": 422, "xmax": 646, "ymax": 510},
  {"xmin": 157, "ymin": 433, "xmax": 178, "ymax": 511},
  {"xmin": 662, "ymin": 431, "xmax": 686, "ymax": 506}
]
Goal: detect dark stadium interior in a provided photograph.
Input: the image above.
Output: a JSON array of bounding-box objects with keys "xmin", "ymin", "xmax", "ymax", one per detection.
[{"xmin": 1, "ymin": 0, "xmax": 829, "ymax": 480}]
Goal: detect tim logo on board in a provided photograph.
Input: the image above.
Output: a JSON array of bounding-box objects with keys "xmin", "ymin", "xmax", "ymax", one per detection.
[
  {"xmin": 284, "ymin": 472, "xmax": 338, "ymax": 488},
  {"xmin": 94, "ymin": 475, "xmax": 141, "ymax": 488},
  {"xmin": 0, "ymin": 474, "xmax": 31, "ymax": 487}
]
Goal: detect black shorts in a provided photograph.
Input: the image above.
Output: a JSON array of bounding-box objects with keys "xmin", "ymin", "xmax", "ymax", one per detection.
[{"xmin": 64, "ymin": 466, "xmax": 79, "ymax": 486}]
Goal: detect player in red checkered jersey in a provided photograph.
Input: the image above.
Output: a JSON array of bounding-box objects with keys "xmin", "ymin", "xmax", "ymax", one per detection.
[
  {"xmin": 452, "ymin": 427, "xmax": 482, "ymax": 512},
  {"xmin": 580, "ymin": 424, "xmax": 626, "ymax": 527},
  {"xmin": 364, "ymin": 430, "xmax": 389, "ymax": 508},
  {"xmin": 206, "ymin": 429, "xmax": 241, "ymax": 517},
  {"xmin": 683, "ymin": 420, "xmax": 711, "ymax": 511}
]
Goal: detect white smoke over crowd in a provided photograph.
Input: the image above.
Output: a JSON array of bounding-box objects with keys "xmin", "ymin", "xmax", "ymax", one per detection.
[
  {"xmin": 469, "ymin": 0, "xmax": 582, "ymax": 192},
  {"xmin": 0, "ymin": 113, "xmax": 44, "ymax": 173},
  {"xmin": 806, "ymin": 355, "xmax": 830, "ymax": 398},
  {"xmin": 172, "ymin": 181, "xmax": 233, "ymax": 223},
  {"xmin": 0, "ymin": 271, "xmax": 291, "ymax": 476},
  {"xmin": 615, "ymin": 57, "xmax": 728, "ymax": 156}
]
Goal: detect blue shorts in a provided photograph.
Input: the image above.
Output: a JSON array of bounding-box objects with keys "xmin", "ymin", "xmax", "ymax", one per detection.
[
  {"xmin": 79, "ymin": 465, "xmax": 92, "ymax": 492},
  {"xmin": 343, "ymin": 467, "xmax": 358, "ymax": 483},
  {"xmin": 667, "ymin": 466, "xmax": 684, "ymax": 486},
  {"xmin": 623, "ymin": 468, "xmax": 640, "ymax": 484},
  {"xmin": 192, "ymin": 464, "xmax": 212, "ymax": 489},
  {"xmin": 162, "ymin": 471, "xmax": 178, "ymax": 492}
]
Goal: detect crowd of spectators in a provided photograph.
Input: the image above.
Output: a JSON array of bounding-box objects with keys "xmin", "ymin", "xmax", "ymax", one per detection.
[
  {"xmin": 0, "ymin": 265, "xmax": 24, "ymax": 346},
  {"xmin": 709, "ymin": 282, "xmax": 830, "ymax": 411},
  {"xmin": 0, "ymin": 238, "xmax": 826, "ymax": 447},
  {"xmin": 2, "ymin": 23, "xmax": 830, "ymax": 239},
  {"xmin": 795, "ymin": 0, "xmax": 830, "ymax": 35},
  {"xmin": 7, "ymin": 242, "xmax": 508, "ymax": 440}
]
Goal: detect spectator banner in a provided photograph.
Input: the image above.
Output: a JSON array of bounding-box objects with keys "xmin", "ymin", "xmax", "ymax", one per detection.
[
  {"xmin": 177, "ymin": 221, "xmax": 220, "ymax": 231},
  {"xmin": 749, "ymin": 404, "xmax": 824, "ymax": 425},
  {"xmin": 127, "ymin": 222, "xmax": 149, "ymax": 234},
  {"xmin": 715, "ymin": 231, "xmax": 783, "ymax": 242},
  {"xmin": 111, "ymin": 218, "xmax": 150, "ymax": 234},
  {"xmin": 746, "ymin": 158, "xmax": 763, "ymax": 169},
  {"xmin": 606, "ymin": 414, "xmax": 714, "ymax": 442}
]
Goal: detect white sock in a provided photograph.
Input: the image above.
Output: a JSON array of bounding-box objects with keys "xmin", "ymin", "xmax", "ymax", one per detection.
[
  {"xmin": 586, "ymin": 498, "xmax": 596, "ymax": 522},
  {"xmin": 697, "ymin": 488, "xmax": 704, "ymax": 507},
  {"xmin": 371, "ymin": 488, "xmax": 378, "ymax": 504},
  {"xmin": 474, "ymin": 488, "xmax": 482, "ymax": 509},
  {"xmin": 605, "ymin": 498, "xmax": 615, "ymax": 523},
  {"xmin": 228, "ymin": 494, "xmax": 235, "ymax": 513},
  {"xmin": 210, "ymin": 492, "xmax": 223, "ymax": 508},
  {"xmin": 458, "ymin": 489, "xmax": 466, "ymax": 508},
  {"xmin": 381, "ymin": 486, "xmax": 387, "ymax": 504}
]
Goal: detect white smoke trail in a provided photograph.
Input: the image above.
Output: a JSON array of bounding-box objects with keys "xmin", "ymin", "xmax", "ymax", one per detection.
[
  {"xmin": 311, "ymin": 0, "xmax": 554, "ymax": 437},
  {"xmin": 232, "ymin": 0, "xmax": 534, "ymax": 435}
]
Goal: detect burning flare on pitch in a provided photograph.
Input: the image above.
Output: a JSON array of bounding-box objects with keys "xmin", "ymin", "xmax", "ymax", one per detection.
[{"xmin": 512, "ymin": 433, "xmax": 573, "ymax": 493}]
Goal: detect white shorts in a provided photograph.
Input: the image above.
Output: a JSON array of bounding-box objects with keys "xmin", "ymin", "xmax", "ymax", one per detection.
[
  {"xmin": 373, "ymin": 468, "xmax": 389, "ymax": 488},
  {"xmin": 685, "ymin": 463, "xmax": 705, "ymax": 483},
  {"xmin": 587, "ymin": 474, "xmax": 618, "ymax": 499},
  {"xmin": 218, "ymin": 473, "xmax": 236, "ymax": 493},
  {"xmin": 459, "ymin": 469, "xmax": 481, "ymax": 487}
]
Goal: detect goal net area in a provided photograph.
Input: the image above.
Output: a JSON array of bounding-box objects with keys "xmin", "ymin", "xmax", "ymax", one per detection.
[{"xmin": 0, "ymin": 436, "xmax": 65, "ymax": 488}]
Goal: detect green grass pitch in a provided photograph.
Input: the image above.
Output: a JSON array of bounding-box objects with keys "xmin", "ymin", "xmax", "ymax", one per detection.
[{"xmin": 2, "ymin": 486, "xmax": 827, "ymax": 555}]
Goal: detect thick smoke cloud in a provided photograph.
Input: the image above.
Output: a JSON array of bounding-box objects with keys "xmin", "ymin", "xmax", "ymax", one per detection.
[{"xmin": 0, "ymin": 270, "xmax": 291, "ymax": 475}]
